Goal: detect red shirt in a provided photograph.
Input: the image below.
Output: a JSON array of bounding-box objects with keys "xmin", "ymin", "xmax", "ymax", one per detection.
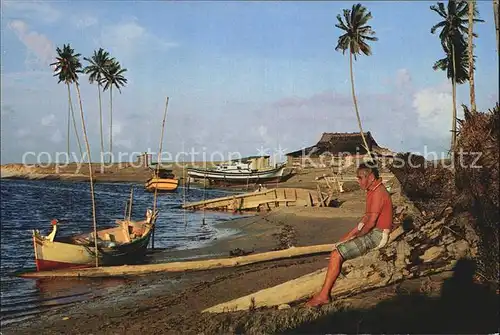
[{"xmin": 365, "ymin": 179, "xmax": 393, "ymax": 231}]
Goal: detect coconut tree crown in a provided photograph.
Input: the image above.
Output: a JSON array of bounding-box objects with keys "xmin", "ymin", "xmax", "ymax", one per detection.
[
  {"xmin": 430, "ymin": 1, "xmax": 484, "ymax": 84},
  {"xmin": 335, "ymin": 3, "xmax": 378, "ymax": 59},
  {"xmin": 50, "ymin": 44, "xmax": 83, "ymax": 84},
  {"xmin": 83, "ymin": 48, "xmax": 113, "ymax": 85},
  {"xmin": 102, "ymin": 61, "xmax": 128, "ymax": 93},
  {"xmin": 432, "ymin": 39, "xmax": 470, "ymax": 84},
  {"xmin": 430, "ymin": 1, "xmax": 483, "ymax": 47}
]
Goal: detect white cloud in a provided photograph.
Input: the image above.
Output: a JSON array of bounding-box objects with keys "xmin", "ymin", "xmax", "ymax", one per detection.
[
  {"xmin": 41, "ymin": 113, "xmax": 56, "ymax": 126},
  {"xmin": 412, "ymin": 86, "xmax": 454, "ymax": 135},
  {"xmin": 16, "ymin": 128, "xmax": 30, "ymax": 139},
  {"xmin": 73, "ymin": 15, "xmax": 98, "ymax": 29},
  {"xmin": 50, "ymin": 129, "xmax": 63, "ymax": 143},
  {"xmin": 2, "ymin": 1, "xmax": 61, "ymax": 24},
  {"xmin": 7, "ymin": 20, "xmax": 55, "ymax": 68},
  {"xmin": 99, "ymin": 18, "xmax": 177, "ymax": 63},
  {"xmin": 395, "ymin": 68, "xmax": 412, "ymax": 88},
  {"xmin": 111, "ymin": 123, "xmax": 122, "ymax": 137},
  {"xmin": 114, "ymin": 139, "xmax": 132, "ymax": 150}
]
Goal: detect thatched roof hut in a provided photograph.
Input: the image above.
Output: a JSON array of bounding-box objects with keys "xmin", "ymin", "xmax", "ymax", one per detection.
[{"xmin": 286, "ymin": 132, "xmax": 390, "ymax": 157}]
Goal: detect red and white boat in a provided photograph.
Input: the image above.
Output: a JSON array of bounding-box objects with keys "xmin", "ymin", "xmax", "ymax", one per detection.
[{"xmin": 32, "ymin": 209, "xmax": 158, "ymax": 271}]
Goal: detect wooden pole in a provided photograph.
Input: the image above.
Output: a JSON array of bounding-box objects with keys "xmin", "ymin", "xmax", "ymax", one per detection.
[
  {"xmin": 74, "ymin": 82, "xmax": 99, "ymax": 268},
  {"xmin": 127, "ymin": 186, "xmax": 134, "ymax": 221},
  {"xmin": 152, "ymin": 96, "xmax": 170, "ymax": 249},
  {"xmin": 123, "ymin": 199, "xmax": 128, "ymax": 220},
  {"xmin": 20, "ymin": 242, "xmax": 339, "ymax": 278},
  {"xmin": 202, "ymin": 158, "xmax": 207, "ymax": 225},
  {"xmin": 182, "ymin": 140, "xmax": 187, "ymax": 229}
]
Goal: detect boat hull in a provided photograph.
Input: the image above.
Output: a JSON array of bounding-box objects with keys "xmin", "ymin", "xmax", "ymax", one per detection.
[
  {"xmin": 187, "ymin": 165, "xmax": 286, "ymax": 185},
  {"xmin": 33, "ymin": 231, "xmax": 152, "ymax": 271},
  {"xmin": 144, "ymin": 177, "xmax": 179, "ymax": 192},
  {"xmin": 32, "ymin": 210, "xmax": 157, "ymax": 272}
]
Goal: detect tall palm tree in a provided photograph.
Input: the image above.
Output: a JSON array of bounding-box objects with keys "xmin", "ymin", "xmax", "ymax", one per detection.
[
  {"xmin": 102, "ymin": 60, "xmax": 127, "ymax": 163},
  {"xmin": 51, "ymin": 44, "xmax": 99, "ymax": 267},
  {"xmin": 468, "ymin": 0, "xmax": 477, "ymax": 113},
  {"xmin": 431, "ymin": 1, "xmax": 483, "ymax": 150},
  {"xmin": 335, "ymin": 3, "xmax": 378, "ymax": 160},
  {"xmin": 495, "ymin": 0, "xmax": 499, "ymax": 52},
  {"xmin": 50, "ymin": 44, "xmax": 83, "ymax": 159},
  {"xmin": 467, "ymin": 0, "xmax": 484, "ymax": 113},
  {"xmin": 83, "ymin": 48, "xmax": 113, "ymax": 160}
]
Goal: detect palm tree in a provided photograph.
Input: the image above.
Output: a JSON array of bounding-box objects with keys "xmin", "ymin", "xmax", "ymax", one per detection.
[
  {"xmin": 431, "ymin": 1, "xmax": 483, "ymax": 150},
  {"xmin": 468, "ymin": 0, "xmax": 476, "ymax": 112},
  {"xmin": 494, "ymin": 0, "xmax": 499, "ymax": 52},
  {"xmin": 83, "ymin": 48, "xmax": 113, "ymax": 161},
  {"xmin": 102, "ymin": 60, "xmax": 127, "ymax": 163},
  {"xmin": 467, "ymin": 0, "xmax": 484, "ymax": 113},
  {"xmin": 51, "ymin": 44, "xmax": 99, "ymax": 267},
  {"xmin": 50, "ymin": 45, "xmax": 83, "ymax": 159},
  {"xmin": 335, "ymin": 3, "xmax": 378, "ymax": 160}
]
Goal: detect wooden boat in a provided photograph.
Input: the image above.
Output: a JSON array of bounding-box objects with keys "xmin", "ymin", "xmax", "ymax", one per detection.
[
  {"xmin": 187, "ymin": 163, "xmax": 287, "ymax": 186},
  {"xmin": 32, "ymin": 209, "xmax": 158, "ymax": 271},
  {"xmin": 144, "ymin": 168, "xmax": 179, "ymax": 192}
]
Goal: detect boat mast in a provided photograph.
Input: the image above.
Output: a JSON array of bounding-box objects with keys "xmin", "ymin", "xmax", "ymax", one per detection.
[{"xmin": 152, "ymin": 96, "xmax": 170, "ymax": 249}]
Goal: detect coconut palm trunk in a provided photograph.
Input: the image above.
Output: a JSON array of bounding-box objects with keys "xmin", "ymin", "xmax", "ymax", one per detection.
[
  {"xmin": 67, "ymin": 91, "xmax": 71, "ymax": 159},
  {"xmin": 67, "ymin": 83, "xmax": 84, "ymax": 159},
  {"xmin": 74, "ymin": 82, "xmax": 99, "ymax": 267},
  {"xmin": 468, "ymin": 0, "xmax": 477, "ymax": 112},
  {"xmin": 495, "ymin": 0, "xmax": 499, "ymax": 52},
  {"xmin": 98, "ymin": 84, "xmax": 105, "ymax": 161},
  {"xmin": 109, "ymin": 86, "xmax": 113, "ymax": 164},
  {"xmin": 349, "ymin": 52, "xmax": 372, "ymax": 160},
  {"xmin": 451, "ymin": 43, "xmax": 457, "ymax": 151}
]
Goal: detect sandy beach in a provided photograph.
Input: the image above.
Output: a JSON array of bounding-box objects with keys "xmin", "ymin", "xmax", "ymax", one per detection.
[
  {"xmin": 1, "ymin": 166, "xmax": 497, "ymax": 334},
  {"xmin": 1, "ymin": 187, "xmax": 366, "ymax": 334}
]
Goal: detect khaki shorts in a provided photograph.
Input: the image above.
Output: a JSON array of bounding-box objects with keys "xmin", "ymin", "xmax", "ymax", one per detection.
[{"xmin": 336, "ymin": 229, "xmax": 383, "ymax": 260}]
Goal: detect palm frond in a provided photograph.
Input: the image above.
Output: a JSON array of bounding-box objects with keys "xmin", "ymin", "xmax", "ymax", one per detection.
[{"xmin": 334, "ymin": 3, "xmax": 377, "ymax": 59}]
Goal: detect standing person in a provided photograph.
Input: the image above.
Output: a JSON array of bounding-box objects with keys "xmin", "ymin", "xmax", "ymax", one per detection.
[{"xmin": 306, "ymin": 162, "xmax": 393, "ymax": 307}]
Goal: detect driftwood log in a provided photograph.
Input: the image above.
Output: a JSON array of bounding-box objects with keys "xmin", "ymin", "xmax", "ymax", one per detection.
[
  {"xmin": 203, "ymin": 210, "xmax": 477, "ymax": 313},
  {"xmin": 19, "ymin": 243, "xmax": 338, "ymax": 278}
]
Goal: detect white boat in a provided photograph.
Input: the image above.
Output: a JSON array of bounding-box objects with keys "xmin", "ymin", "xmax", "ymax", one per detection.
[
  {"xmin": 214, "ymin": 161, "xmax": 254, "ymax": 173},
  {"xmin": 187, "ymin": 163, "xmax": 288, "ymax": 186}
]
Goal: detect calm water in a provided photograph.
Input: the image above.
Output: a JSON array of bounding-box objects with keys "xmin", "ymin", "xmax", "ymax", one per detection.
[{"xmin": 0, "ymin": 179, "xmax": 243, "ymax": 326}]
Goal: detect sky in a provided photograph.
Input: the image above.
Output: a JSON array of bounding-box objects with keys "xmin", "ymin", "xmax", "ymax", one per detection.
[{"xmin": 1, "ymin": 1, "xmax": 498, "ymax": 164}]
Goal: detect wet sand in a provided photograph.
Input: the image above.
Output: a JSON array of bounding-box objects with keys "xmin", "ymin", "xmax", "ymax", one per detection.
[{"xmin": 2, "ymin": 192, "xmax": 364, "ymax": 334}]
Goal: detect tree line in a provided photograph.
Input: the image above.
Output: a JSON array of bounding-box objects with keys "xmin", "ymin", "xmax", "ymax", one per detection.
[{"xmin": 51, "ymin": 45, "xmax": 127, "ymax": 163}]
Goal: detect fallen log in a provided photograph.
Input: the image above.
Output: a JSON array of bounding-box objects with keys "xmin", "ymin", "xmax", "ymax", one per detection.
[
  {"xmin": 202, "ymin": 218, "xmax": 474, "ymax": 313},
  {"xmin": 18, "ymin": 243, "xmax": 338, "ymax": 279}
]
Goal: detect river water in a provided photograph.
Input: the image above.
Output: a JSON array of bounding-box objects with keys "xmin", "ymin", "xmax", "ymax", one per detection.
[{"xmin": 0, "ymin": 179, "xmax": 242, "ymax": 326}]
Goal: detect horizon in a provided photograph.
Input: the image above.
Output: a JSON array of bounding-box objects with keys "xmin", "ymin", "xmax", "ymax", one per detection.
[{"xmin": 1, "ymin": 1, "xmax": 498, "ymax": 165}]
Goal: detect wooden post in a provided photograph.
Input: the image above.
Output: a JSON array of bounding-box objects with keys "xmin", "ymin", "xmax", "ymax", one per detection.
[
  {"xmin": 127, "ymin": 186, "xmax": 134, "ymax": 221},
  {"xmin": 152, "ymin": 97, "xmax": 170, "ymax": 250}
]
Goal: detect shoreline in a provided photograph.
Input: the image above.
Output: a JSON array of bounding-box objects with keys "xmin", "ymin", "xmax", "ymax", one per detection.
[{"xmin": 1, "ymin": 198, "xmax": 363, "ymax": 333}]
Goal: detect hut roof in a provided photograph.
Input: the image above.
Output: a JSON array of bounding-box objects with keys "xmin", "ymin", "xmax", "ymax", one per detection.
[{"xmin": 286, "ymin": 132, "xmax": 382, "ymax": 157}]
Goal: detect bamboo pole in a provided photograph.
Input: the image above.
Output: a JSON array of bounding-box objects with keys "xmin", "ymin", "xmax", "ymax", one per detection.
[
  {"xmin": 74, "ymin": 82, "xmax": 99, "ymax": 268},
  {"xmin": 152, "ymin": 96, "xmax": 170, "ymax": 249},
  {"xmin": 19, "ymin": 243, "xmax": 338, "ymax": 278},
  {"xmin": 123, "ymin": 199, "xmax": 128, "ymax": 220},
  {"xmin": 203, "ymin": 227, "xmax": 406, "ymax": 313},
  {"xmin": 127, "ymin": 186, "xmax": 134, "ymax": 221}
]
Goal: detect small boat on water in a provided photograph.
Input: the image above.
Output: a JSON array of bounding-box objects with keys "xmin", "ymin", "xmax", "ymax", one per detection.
[
  {"xmin": 32, "ymin": 209, "xmax": 158, "ymax": 271},
  {"xmin": 144, "ymin": 168, "xmax": 179, "ymax": 192},
  {"xmin": 187, "ymin": 162, "xmax": 288, "ymax": 186}
]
